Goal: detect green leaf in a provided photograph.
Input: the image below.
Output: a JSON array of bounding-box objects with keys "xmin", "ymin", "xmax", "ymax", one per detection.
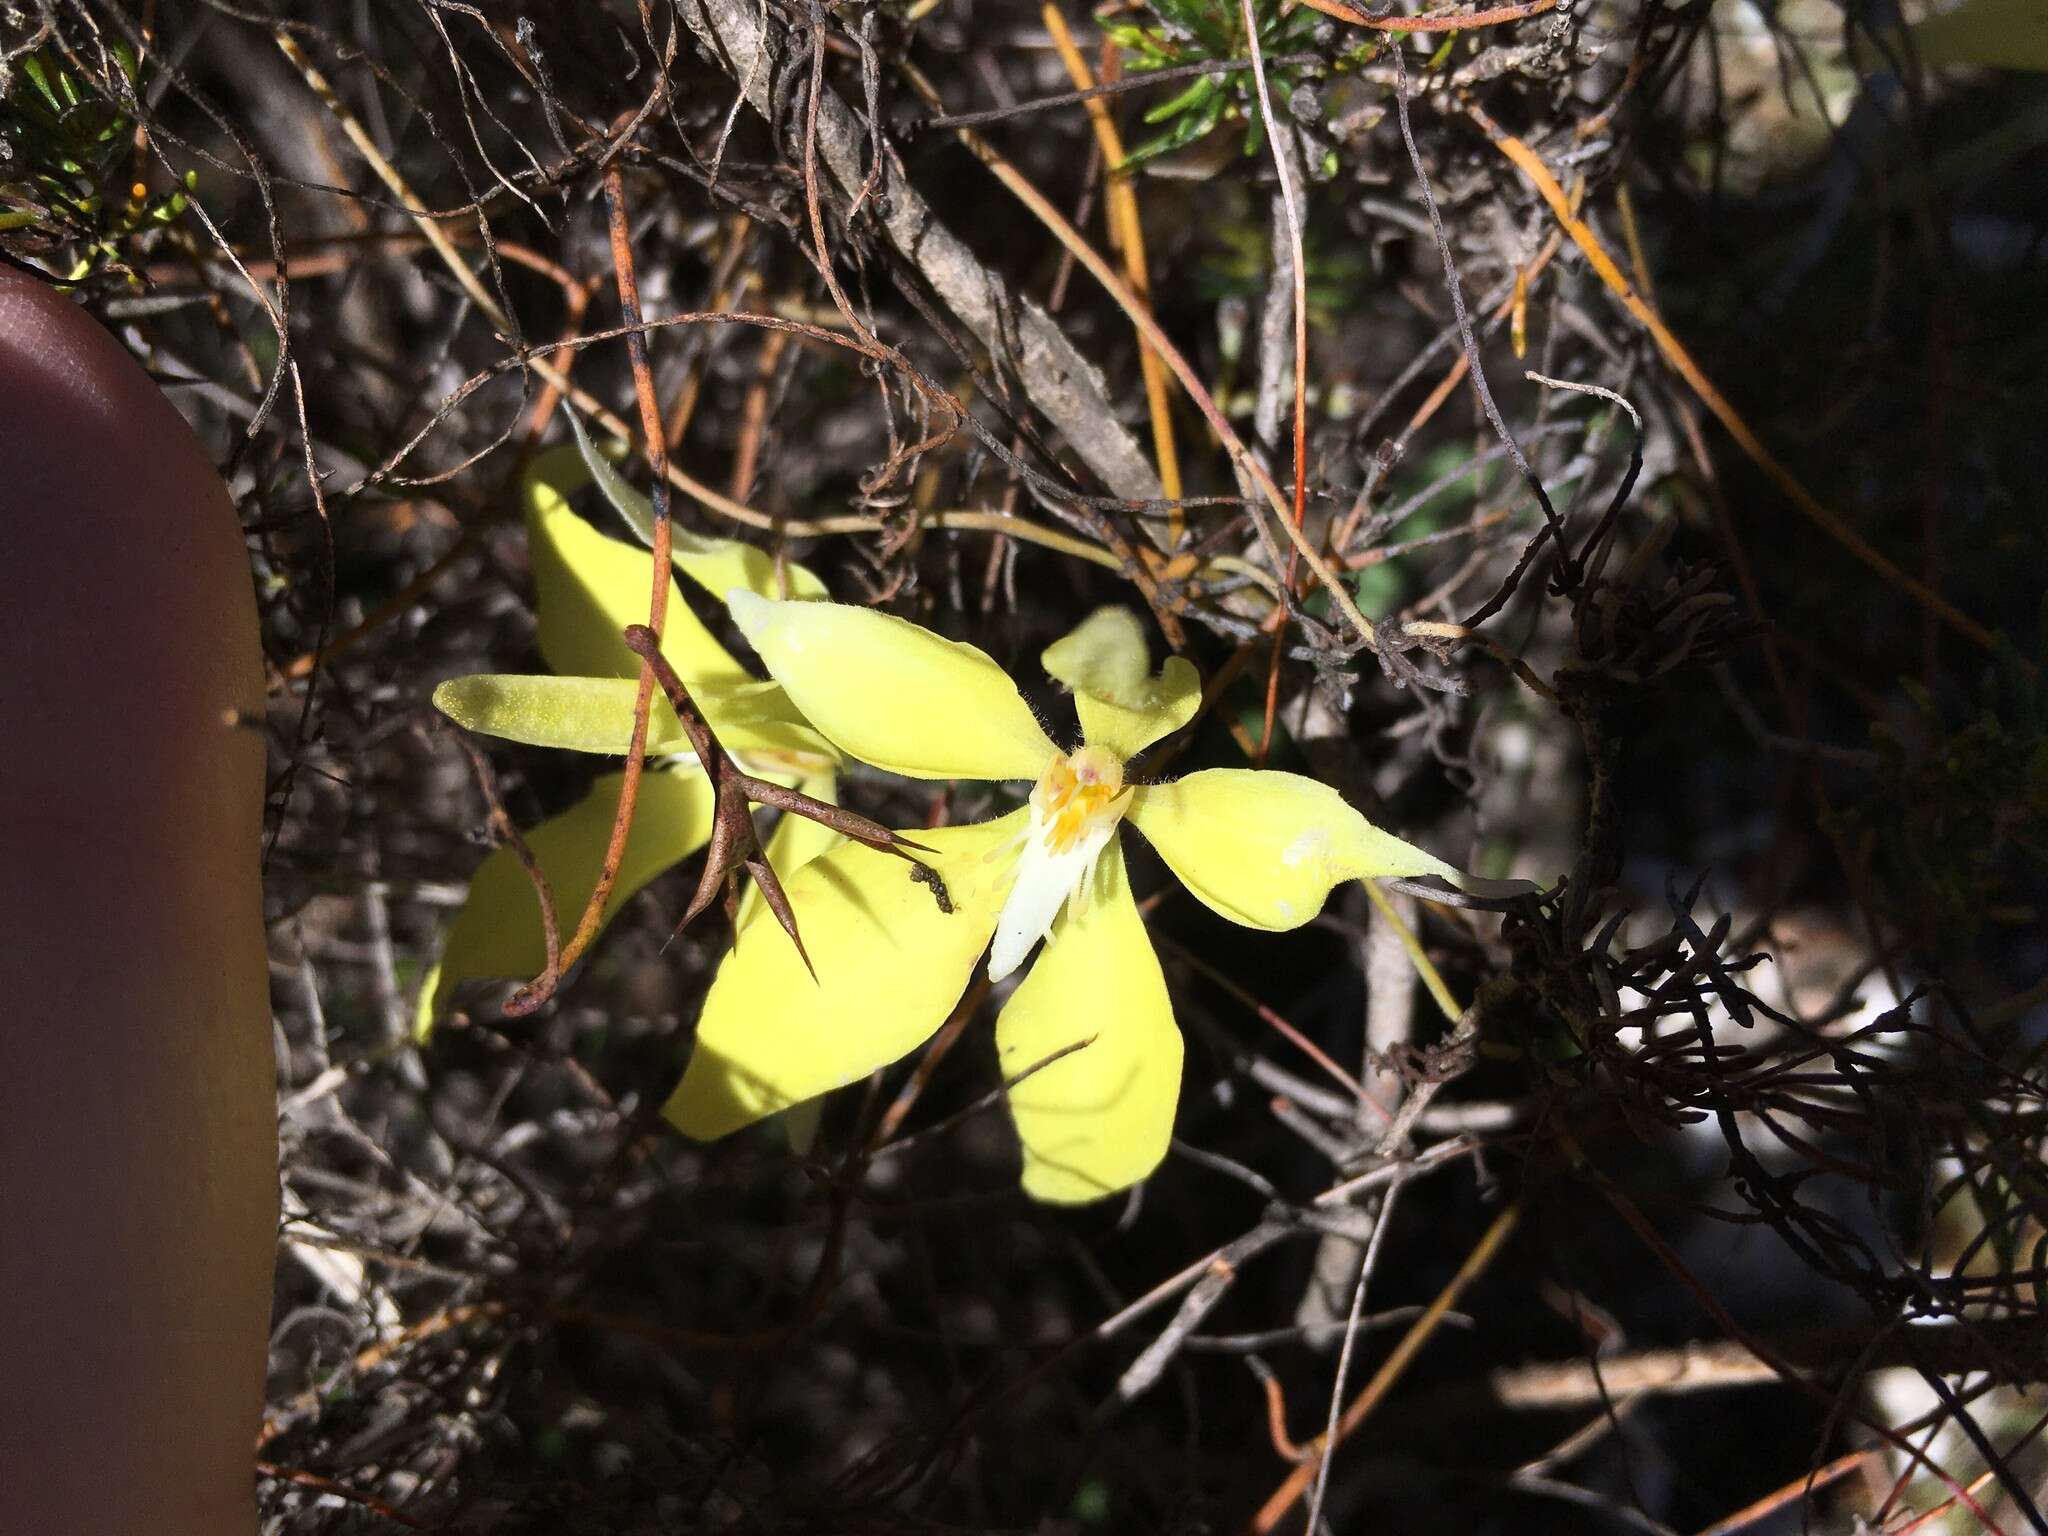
[
  {"xmin": 1142, "ymin": 75, "xmax": 1217, "ymax": 127},
  {"xmin": 1907, "ymin": 0, "xmax": 2048, "ymax": 71}
]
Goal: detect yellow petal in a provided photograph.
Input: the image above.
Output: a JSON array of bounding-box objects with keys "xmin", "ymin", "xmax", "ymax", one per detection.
[
  {"xmin": 435, "ymin": 673, "xmax": 692, "ymax": 756},
  {"xmin": 702, "ymin": 684, "xmax": 839, "ymax": 772},
  {"xmin": 415, "ymin": 767, "xmax": 715, "ymax": 1038},
  {"xmin": 737, "ymin": 771, "xmax": 845, "ymax": 1150},
  {"xmin": 666, "ymin": 812, "xmax": 1026, "ymax": 1138},
  {"xmin": 1127, "ymin": 768, "xmax": 1461, "ymax": 930},
  {"xmin": 995, "ymin": 838, "xmax": 1182, "ymax": 1204},
  {"xmin": 1042, "ymin": 606, "xmax": 1154, "ymax": 695},
  {"xmin": 1042, "ymin": 606, "xmax": 1200, "ymax": 759},
  {"xmin": 726, "ymin": 591, "xmax": 1060, "ymax": 781},
  {"xmin": 526, "ymin": 453, "xmax": 747, "ymax": 687},
  {"xmin": 433, "ymin": 674, "xmax": 834, "ymax": 769},
  {"xmin": 563, "ymin": 413, "xmax": 828, "ymax": 602},
  {"xmin": 671, "ymin": 530, "xmax": 829, "ymax": 607}
]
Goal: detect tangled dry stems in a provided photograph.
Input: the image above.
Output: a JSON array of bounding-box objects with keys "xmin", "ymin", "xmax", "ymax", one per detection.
[{"xmin": 7, "ymin": 0, "xmax": 2046, "ymax": 1528}]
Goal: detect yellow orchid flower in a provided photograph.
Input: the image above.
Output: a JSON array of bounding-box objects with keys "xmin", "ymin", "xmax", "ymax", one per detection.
[
  {"xmin": 416, "ymin": 427, "xmax": 836, "ymax": 1037},
  {"xmin": 667, "ymin": 601, "xmax": 1483, "ymax": 1204}
]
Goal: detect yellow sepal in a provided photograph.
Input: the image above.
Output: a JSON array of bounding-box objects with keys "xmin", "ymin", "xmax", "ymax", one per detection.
[
  {"xmin": 995, "ymin": 838, "xmax": 1182, "ymax": 1204},
  {"xmin": 727, "ymin": 592, "xmax": 1060, "ymax": 782},
  {"xmin": 665, "ymin": 812, "xmax": 1028, "ymax": 1138},
  {"xmin": 432, "ymin": 674, "xmax": 833, "ymax": 770},
  {"xmin": 414, "ymin": 766, "xmax": 716, "ymax": 1038},
  {"xmin": 1128, "ymin": 768, "xmax": 1460, "ymax": 930},
  {"xmin": 1042, "ymin": 606, "xmax": 1200, "ymax": 759},
  {"xmin": 736, "ymin": 770, "xmax": 847, "ymax": 1153},
  {"xmin": 525, "ymin": 450, "xmax": 747, "ymax": 687},
  {"xmin": 561, "ymin": 414, "xmax": 829, "ymax": 603}
]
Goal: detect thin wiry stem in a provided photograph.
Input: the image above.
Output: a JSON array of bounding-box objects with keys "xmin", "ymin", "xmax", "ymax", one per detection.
[
  {"xmin": 504, "ymin": 160, "xmax": 671, "ymax": 1014},
  {"xmin": 1305, "ymin": 1180, "xmax": 1403, "ymax": 1531},
  {"xmin": 902, "ymin": 59, "xmax": 1383, "ymax": 653}
]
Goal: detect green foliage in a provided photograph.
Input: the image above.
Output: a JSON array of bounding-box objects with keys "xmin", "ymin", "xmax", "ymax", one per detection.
[
  {"xmin": 1108, "ymin": 0, "xmax": 1329, "ymax": 168},
  {"xmin": 1834, "ymin": 603, "xmax": 2048, "ymax": 956},
  {"xmin": 1192, "ymin": 208, "xmax": 1373, "ymax": 323},
  {"xmin": 1902, "ymin": 0, "xmax": 2048, "ymax": 74},
  {"xmin": 0, "ymin": 41, "xmax": 192, "ymax": 285}
]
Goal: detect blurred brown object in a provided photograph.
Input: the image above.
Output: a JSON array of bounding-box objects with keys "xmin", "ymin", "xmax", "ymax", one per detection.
[{"xmin": 0, "ymin": 268, "xmax": 276, "ymax": 1536}]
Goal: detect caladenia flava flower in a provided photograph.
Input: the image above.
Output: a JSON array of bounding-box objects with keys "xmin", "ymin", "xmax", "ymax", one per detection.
[
  {"xmin": 667, "ymin": 601, "xmax": 1485, "ymax": 1204},
  {"xmin": 416, "ymin": 419, "xmax": 840, "ymax": 1037}
]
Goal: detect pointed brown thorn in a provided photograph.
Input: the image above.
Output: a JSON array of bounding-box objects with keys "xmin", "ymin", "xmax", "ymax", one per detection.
[
  {"xmin": 734, "ymin": 771, "xmax": 950, "ymax": 912},
  {"xmin": 739, "ymin": 772, "xmax": 932, "ymax": 856},
  {"xmin": 744, "ymin": 855, "xmax": 817, "ymax": 983},
  {"xmin": 621, "ymin": 621, "xmax": 949, "ymax": 961},
  {"xmin": 673, "ymin": 789, "xmax": 737, "ymax": 930},
  {"xmin": 674, "ymin": 856, "xmax": 727, "ymax": 945}
]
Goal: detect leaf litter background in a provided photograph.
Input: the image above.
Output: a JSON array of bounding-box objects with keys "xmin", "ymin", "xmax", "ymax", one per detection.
[{"xmin": 5, "ymin": 0, "xmax": 2048, "ymax": 1530}]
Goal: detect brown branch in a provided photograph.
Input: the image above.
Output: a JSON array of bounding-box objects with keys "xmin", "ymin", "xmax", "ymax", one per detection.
[
  {"xmin": 922, "ymin": 51, "xmax": 1323, "ymax": 131},
  {"xmin": 1479, "ymin": 1316, "xmax": 2048, "ymax": 1412},
  {"xmin": 450, "ymin": 733, "xmax": 560, "ymax": 987},
  {"xmin": 504, "ymin": 159, "xmax": 673, "ymax": 1016},
  {"xmin": 1296, "ymin": 0, "xmax": 1558, "ymax": 31},
  {"xmin": 1588, "ymin": 1164, "xmax": 2015, "ymax": 1533},
  {"xmin": 1691, "ymin": 1448, "xmax": 1877, "ymax": 1536},
  {"xmin": 1250, "ymin": 1203, "xmax": 1522, "ymax": 1533},
  {"xmin": 682, "ymin": 0, "xmax": 1164, "ymax": 501},
  {"xmin": 1469, "ymin": 102, "xmax": 2021, "ymax": 665},
  {"xmin": 618, "ymin": 624, "xmax": 945, "ymax": 975},
  {"xmin": 256, "ymin": 1461, "xmax": 433, "ymax": 1530},
  {"xmin": 902, "ymin": 59, "xmax": 1380, "ymax": 651}
]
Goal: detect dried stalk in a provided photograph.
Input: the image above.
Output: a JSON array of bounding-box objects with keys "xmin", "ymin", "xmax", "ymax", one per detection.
[{"xmin": 681, "ymin": 0, "xmax": 1164, "ymax": 503}]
